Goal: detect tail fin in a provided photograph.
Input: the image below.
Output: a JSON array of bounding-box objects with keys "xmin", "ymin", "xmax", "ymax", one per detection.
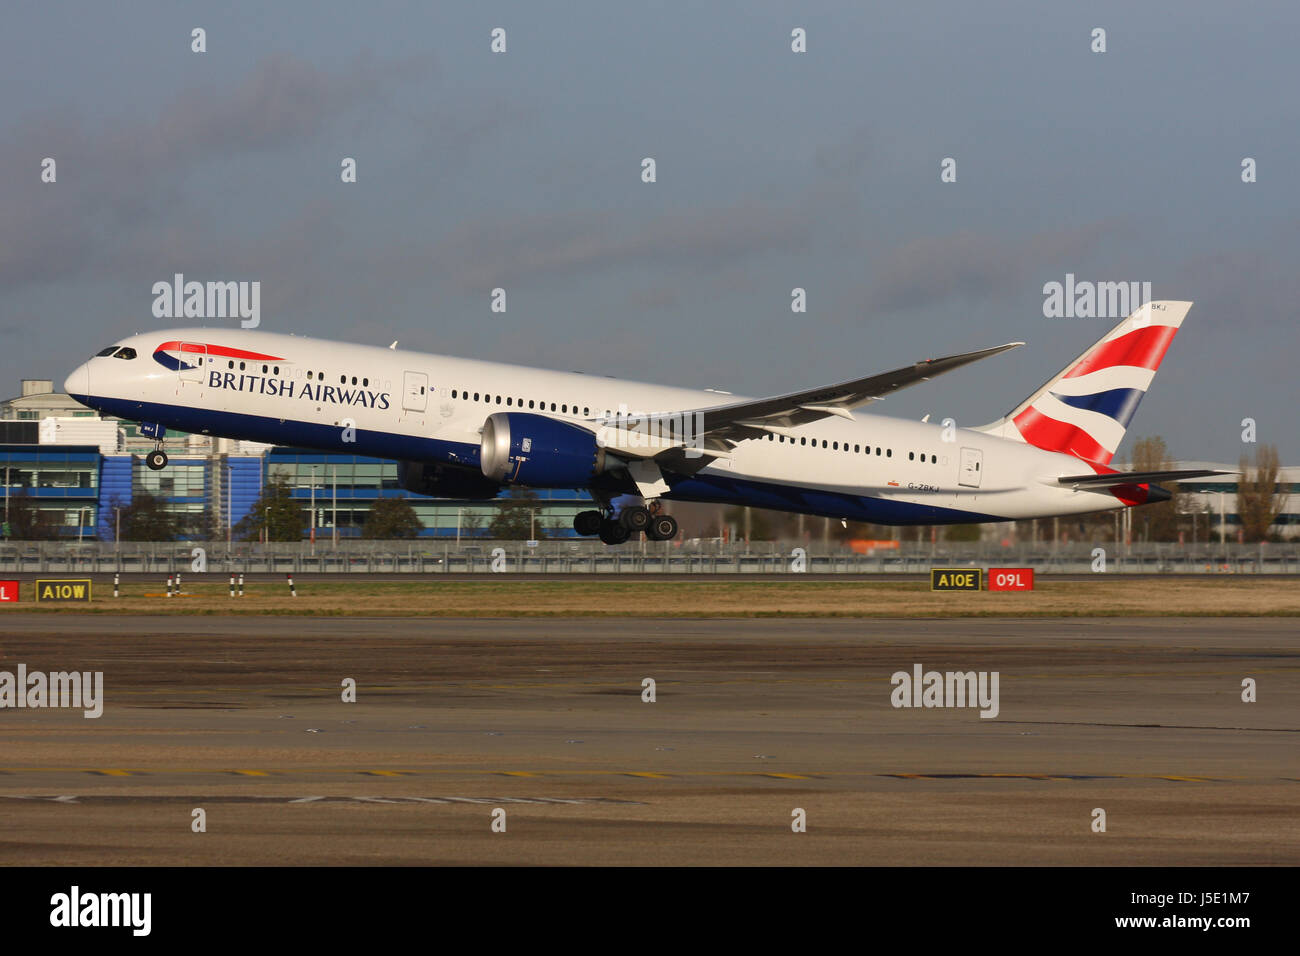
[{"xmin": 974, "ymin": 300, "xmax": 1191, "ymax": 465}]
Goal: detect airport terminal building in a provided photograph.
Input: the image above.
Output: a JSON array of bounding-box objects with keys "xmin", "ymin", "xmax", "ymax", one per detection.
[{"xmin": 0, "ymin": 379, "xmax": 592, "ymax": 540}]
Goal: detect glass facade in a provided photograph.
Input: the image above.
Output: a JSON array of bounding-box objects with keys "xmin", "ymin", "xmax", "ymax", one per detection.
[
  {"xmin": 0, "ymin": 445, "xmax": 101, "ymax": 535},
  {"xmin": 264, "ymin": 449, "xmax": 591, "ymax": 538}
]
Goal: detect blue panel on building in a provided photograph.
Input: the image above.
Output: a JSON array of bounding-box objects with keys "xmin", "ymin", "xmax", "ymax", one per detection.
[
  {"xmin": 97, "ymin": 455, "xmax": 134, "ymax": 538},
  {"xmin": 225, "ymin": 457, "xmax": 262, "ymax": 532}
]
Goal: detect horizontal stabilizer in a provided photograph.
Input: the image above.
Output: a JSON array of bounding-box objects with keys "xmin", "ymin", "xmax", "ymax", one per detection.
[{"xmin": 1056, "ymin": 469, "xmax": 1233, "ymax": 489}]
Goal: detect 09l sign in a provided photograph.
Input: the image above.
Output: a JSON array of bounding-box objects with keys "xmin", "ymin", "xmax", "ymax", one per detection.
[
  {"xmin": 988, "ymin": 568, "xmax": 1035, "ymax": 591},
  {"xmin": 930, "ymin": 568, "xmax": 982, "ymax": 591}
]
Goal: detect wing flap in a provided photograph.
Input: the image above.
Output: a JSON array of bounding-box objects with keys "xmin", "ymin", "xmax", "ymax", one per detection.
[{"xmin": 1056, "ymin": 469, "xmax": 1233, "ymax": 489}]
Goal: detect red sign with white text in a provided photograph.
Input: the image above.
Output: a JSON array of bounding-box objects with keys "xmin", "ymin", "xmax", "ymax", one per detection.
[
  {"xmin": 0, "ymin": 580, "xmax": 19, "ymax": 602},
  {"xmin": 988, "ymin": 568, "xmax": 1034, "ymax": 591}
]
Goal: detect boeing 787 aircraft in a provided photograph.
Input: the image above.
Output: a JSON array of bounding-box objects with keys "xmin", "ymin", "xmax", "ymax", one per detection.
[{"xmin": 64, "ymin": 301, "xmax": 1223, "ymax": 543}]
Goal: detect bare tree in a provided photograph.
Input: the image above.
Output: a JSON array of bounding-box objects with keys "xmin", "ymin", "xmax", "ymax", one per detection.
[
  {"xmin": 1236, "ymin": 444, "xmax": 1287, "ymax": 542},
  {"xmin": 1127, "ymin": 436, "xmax": 1181, "ymax": 541}
]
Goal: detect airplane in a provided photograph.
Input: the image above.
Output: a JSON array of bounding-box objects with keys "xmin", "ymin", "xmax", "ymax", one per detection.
[{"xmin": 63, "ymin": 300, "xmax": 1227, "ymax": 544}]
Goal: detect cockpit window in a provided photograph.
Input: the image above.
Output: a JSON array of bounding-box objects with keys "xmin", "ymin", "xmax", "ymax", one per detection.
[
  {"xmin": 113, "ymin": 347, "xmax": 137, "ymax": 360},
  {"xmin": 96, "ymin": 346, "xmax": 119, "ymax": 357}
]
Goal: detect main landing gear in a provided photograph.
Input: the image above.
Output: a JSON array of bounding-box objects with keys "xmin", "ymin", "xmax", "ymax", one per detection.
[
  {"xmin": 146, "ymin": 448, "xmax": 168, "ymax": 471},
  {"xmin": 572, "ymin": 501, "xmax": 679, "ymax": 544}
]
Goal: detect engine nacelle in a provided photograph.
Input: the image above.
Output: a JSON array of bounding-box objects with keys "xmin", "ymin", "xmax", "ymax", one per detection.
[
  {"xmin": 397, "ymin": 460, "xmax": 501, "ymax": 499},
  {"xmin": 480, "ymin": 412, "xmax": 606, "ymax": 487}
]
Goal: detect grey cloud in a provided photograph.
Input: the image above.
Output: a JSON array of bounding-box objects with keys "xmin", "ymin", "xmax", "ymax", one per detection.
[
  {"xmin": 430, "ymin": 202, "xmax": 810, "ymax": 292},
  {"xmin": 0, "ymin": 53, "xmax": 431, "ymax": 290},
  {"xmin": 860, "ymin": 220, "xmax": 1127, "ymax": 315}
]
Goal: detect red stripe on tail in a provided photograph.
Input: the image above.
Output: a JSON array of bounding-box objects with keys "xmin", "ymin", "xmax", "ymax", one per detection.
[
  {"xmin": 1064, "ymin": 324, "xmax": 1178, "ymax": 379},
  {"xmin": 1012, "ymin": 407, "xmax": 1113, "ymax": 464}
]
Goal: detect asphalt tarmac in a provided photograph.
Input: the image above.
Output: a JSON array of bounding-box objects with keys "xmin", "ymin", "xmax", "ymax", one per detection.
[{"xmin": 0, "ymin": 616, "xmax": 1295, "ymax": 865}]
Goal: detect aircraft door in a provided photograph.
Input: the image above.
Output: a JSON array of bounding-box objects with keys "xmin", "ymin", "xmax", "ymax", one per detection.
[
  {"xmin": 178, "ymin": 343, "xmax": 206, "ymax": 382},
  {"xmin": 402, "ymin": 371, "xmax": 428, "ymax": 412},
  {"xmin": 959, "ymin": 447, "xmax": 982, "ymax": 488}
]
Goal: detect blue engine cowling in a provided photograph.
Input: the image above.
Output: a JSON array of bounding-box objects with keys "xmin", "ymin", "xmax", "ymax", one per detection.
[{"xmin": 480, "ymin": 412, "xmax": 606, "ymax": 487}]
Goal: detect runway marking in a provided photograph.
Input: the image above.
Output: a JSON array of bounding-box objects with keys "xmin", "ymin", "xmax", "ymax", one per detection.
[
  {"xmin": 0, "ymin": 794, "xmax": 646, "ymax": 806},
  {"xmin": 0, "ymin": 767, "xmax": 1276, "ymax": 783},
  {"xmin": 1001, "ymin": 720, "xmax": 1300, "ymax": 733}
]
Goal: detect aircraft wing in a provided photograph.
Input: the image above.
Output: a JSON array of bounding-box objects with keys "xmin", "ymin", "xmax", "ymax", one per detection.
[{"xmin": 595, "ymin": 341, "xmax": 1023, "ymax": 457}]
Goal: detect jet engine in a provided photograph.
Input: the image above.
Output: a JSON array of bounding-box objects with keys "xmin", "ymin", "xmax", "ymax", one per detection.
[{"xmin": 479, "ymin": 412, "xmax": 606, "ymax": 487}]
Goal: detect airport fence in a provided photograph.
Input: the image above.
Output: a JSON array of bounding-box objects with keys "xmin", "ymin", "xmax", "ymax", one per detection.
[{"xmin": 0, "ymin": 540, "xmax": 1296, "ymax": 574}]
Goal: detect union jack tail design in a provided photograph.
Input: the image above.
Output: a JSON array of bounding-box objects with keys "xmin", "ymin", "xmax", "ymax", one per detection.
[{"xmin": 975, "ymin": 301, "xmax": 1191, "ymax": 465}]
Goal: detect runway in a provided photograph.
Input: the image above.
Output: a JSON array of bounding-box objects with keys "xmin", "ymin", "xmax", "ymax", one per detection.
[{"xmin": 0, "ymin": 616, "xmax": 1296, "ymax": 865}]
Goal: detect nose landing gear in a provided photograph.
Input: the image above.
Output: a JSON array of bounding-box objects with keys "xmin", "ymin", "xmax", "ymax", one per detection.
[{"xmin": 141, "ymin": 422, "xmax": 169, "ymax": 471}]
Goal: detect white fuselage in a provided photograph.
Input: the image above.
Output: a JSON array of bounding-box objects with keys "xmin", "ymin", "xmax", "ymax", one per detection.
[{"xmin": 64, "ymin": 328, "xmax": 1133, "ymax": 525}]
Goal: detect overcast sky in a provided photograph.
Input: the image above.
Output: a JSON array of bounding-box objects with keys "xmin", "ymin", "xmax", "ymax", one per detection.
[{"xmin": 3, "ymin": 1, "xmax": 1296, "ymax": 463}]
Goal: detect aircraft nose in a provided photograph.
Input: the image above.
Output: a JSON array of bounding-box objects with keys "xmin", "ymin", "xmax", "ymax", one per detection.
[{"xmin": 64, "ymin": 362, "xmax": 90, "ymax": 400}]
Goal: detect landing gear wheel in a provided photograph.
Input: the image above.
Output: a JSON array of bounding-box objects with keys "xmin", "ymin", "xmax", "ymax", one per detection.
[
  {"xmin": 573, "ymin": 510, "xmax": 602, "ymax": 536},
  {"xmin": 598, "ymin": 519, "xmax": 630, "ymax": 545},
  {"xmin": 146, "ymin": 449, "xmax": 168, "ymax": 471},
  {"xmin": 619, "ymin": 506, "xmax": 651, "ymax": 532},
  {"xmin": 646, "ymin": 514, "xmax": 678, "ymax": 541}
]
